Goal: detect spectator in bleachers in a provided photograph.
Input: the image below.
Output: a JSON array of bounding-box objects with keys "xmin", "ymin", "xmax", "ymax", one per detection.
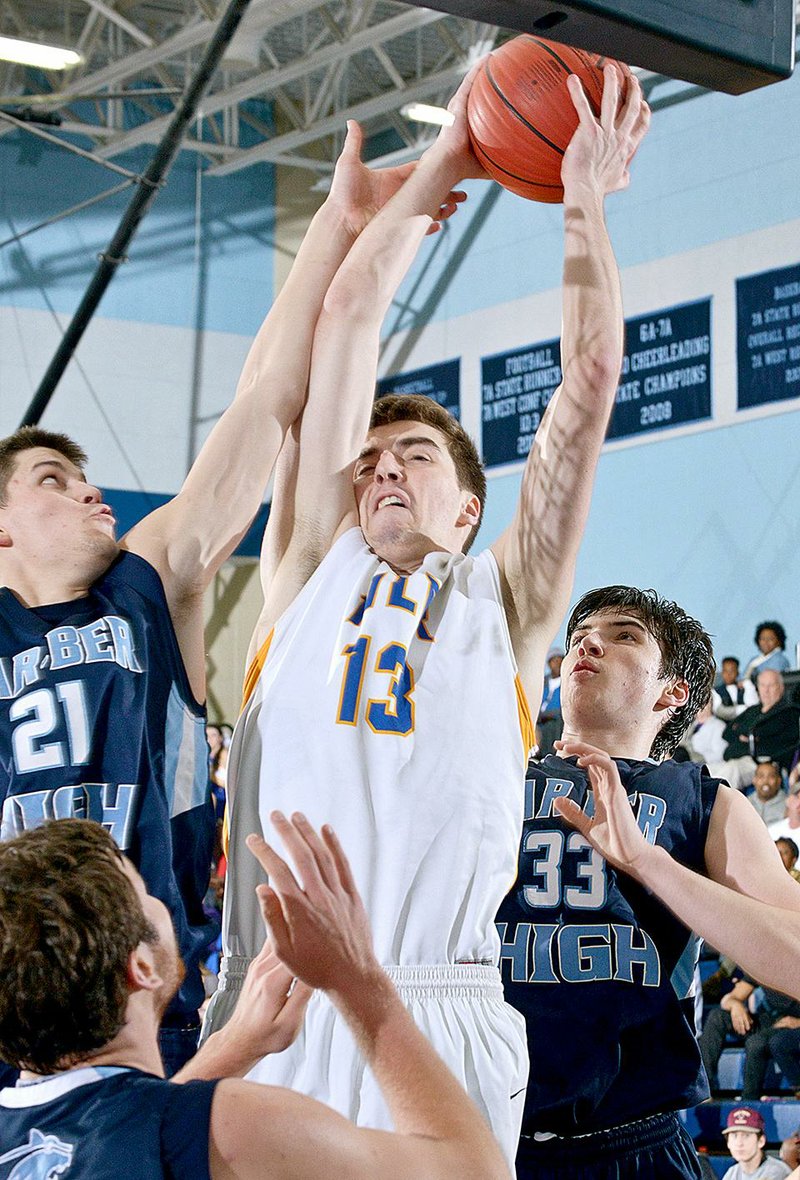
[
  {"xmin": 768, "ymin": 789, "xmax": 800, "ymax": 842},
  {"xmin": 780, "ymin": 1126, "xmax": 800, "ymax": 1171},
  {"xmin": 748, "ymin": 762, "xmax": 789, "ymax": 826},
  {"xmin": 699, "ymin": 974, "xmax": 800, "ymax": 1100},
  {"xmin": 676, "ymin": 697, "xmax": 728, "ymax": 765},
  {"xmin": 707, "ymin": 671, "xmax": 800, "ymax": 788},
  {"xmin": 743, "ymin": 622, "xmax": 792, "ymax": 685},
  {"xmin": 716, "ymin": 656, "xmax": 759, "ymax": 721},
  {"xmin": 775, "ymin": 838, "xmax": 800, "ymax": 882},
  {"xmin": 536, "ymin": 647, "xmax": 564, "ymax": 757},
  {"xmin": 721, "ymin": 1107, "xmax": 791, "ymax": 1179}
]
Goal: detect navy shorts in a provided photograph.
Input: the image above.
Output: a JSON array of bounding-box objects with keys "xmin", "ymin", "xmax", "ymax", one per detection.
[
  {"xmin": 516, "ymin": 1112, "xmax": 702, "ymax": 1180},
  {"xmin": 158, "ymin": 1019, "xmax": 201, "ymax": 1078}
]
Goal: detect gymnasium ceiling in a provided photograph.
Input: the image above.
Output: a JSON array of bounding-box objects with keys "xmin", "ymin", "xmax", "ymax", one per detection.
[{"xmin": 1, "ymin": 0, "xmax": 799, "ymax": 197}]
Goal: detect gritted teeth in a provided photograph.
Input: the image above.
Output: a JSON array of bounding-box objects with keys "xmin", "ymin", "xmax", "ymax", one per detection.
[{"xmin": 378, "ymin": 495, "xmax": 405, "ymax": 509}]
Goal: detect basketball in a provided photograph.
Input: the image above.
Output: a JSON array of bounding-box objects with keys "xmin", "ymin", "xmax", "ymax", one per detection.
[{"xmin": 467, "ymin": 35, "xmax": 621, "ymax": 203}]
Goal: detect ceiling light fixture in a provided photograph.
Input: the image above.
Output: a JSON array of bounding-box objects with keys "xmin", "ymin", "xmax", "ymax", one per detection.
[
  {"xmin": 0, "ymin": 35, "xmax": 82, "ymax": 71},
  {"xmin": 400, "ymin": 102, "xmax": 455, "ymax": 127}
]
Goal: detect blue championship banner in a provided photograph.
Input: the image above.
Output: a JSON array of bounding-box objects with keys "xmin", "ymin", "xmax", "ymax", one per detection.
[
  {"xmin": 737, "ymin": 261, "xmax": 800, "ymax": 410},
  {"xmin": 609, "ymin": 299, "xmax": 712, "ymax": 440},
  {"xmin": 377, "ymin": 358, "xmax": 461, "ymax": 419},
  {"xmin": 481, "ymin": 340, "xmax": 562, "ymax": 468}
]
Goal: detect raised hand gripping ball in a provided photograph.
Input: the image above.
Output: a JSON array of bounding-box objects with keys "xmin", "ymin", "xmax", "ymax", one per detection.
[{"xmin": 467, "ymin": 35, "xmax": 622, "ymax": 202}]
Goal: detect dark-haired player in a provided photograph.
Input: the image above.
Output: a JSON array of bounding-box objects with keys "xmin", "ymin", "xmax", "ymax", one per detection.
[
  {"xmin": 0, "ymin": 124, "xmax": 457, "ymax": 1073},
  {"xmin": 0, "ymin": 817, "xmax": 510, "ymax": 1180},
  {"xmin": 497, "ymin": 585, "xmax": 800, "ymax": 1179},
  {"xmin": 206, "ymin": 62, "xmax": 650, "ymax": 1162}
]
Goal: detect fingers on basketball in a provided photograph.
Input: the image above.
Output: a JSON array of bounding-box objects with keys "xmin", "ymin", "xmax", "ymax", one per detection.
[{"xmin": 466, "ymin": 34, "xmax": 625, "ymax": 203}]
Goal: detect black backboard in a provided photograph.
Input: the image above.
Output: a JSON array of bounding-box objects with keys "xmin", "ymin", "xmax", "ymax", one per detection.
[{"xmin": 402, "ymin": 0, "xmax": 796, "ymax": 93}]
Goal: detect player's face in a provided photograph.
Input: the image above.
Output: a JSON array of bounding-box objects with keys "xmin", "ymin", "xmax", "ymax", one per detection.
[
  {"xmin": 560, "ymin": 610, "xmax": 684, "ymax": 748},
  {"xmin": 122, "ymin": 859, "xmax": 185, "ymax": 1011},
  {"xmin": 352, "ymin": 421, "xmax": 479, "ymax": 569},
  {"xmin": 0, "ymin": 447, "xmax": 117, "ymax": 578},
  {"xmin": 725, "ymin": 1130, "xmax": 764, "ymax": 1164}
]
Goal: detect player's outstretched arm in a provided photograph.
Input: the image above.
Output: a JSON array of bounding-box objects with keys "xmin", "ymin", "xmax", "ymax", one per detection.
[
  {"xmin": 251, "ymin": 67, "xmax": 486, "ymax": 641},
  {"xmin": 492, "ymin": 67, "xmax": 651, "ymax": 709},
  {"xmin": 119, "ymin": 167, "xmax": 368, "ymax": 698},
  {"xmin": 553, "ymin": 737, "xmax": 800, "ymax": 1000},
  {"xmin": 207, "ymin": 814, "xmax": 511, "ymax": 1180}
]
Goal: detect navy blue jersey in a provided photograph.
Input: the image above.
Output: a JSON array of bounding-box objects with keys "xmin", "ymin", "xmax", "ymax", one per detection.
[
  {"xmin": 497, "ymin": 755, "xmax": 722, "ymax": 1136},
  {"xmin": 0, "ymin": 552, "xmax": 214, "ymax": 1017},
  {"xmin": 0, "ymin": 1066, "xmax": 217, "ymax": 1178}
]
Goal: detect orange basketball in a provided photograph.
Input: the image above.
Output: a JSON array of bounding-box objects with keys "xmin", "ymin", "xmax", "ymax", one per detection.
[{"xmin": 467, "ymin": 35, "xmax": 619, "ymax": 203}]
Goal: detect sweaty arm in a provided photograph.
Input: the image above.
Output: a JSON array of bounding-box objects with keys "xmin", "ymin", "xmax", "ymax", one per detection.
[
  {"xmin": 207, "ymin": 815, "xmax": 510, "ymax": 1180},
  {"xmin": 251, "ymin": 68, "xmax": 486, "ymax": 649},
  {"xmin": 491, "ymin": 68, "xmax": 650, "ymax": 707},
  {"xmin": 555, "ymin": 740, "xmax": 800, "ymax": 999}
]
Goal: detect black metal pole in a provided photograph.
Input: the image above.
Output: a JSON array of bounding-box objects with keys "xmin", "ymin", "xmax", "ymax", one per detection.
[{"xmin": 21, "ymin": 0, "xmax": 253, "ymax": 427}]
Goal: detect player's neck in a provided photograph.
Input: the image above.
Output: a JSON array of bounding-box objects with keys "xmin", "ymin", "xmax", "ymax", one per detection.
[
  {"xmin": 78, "ymin": 1005, "xmax": 165, "ymax": 1077},
  {"xmin": 370, "ymin": 534, "xmax": 460, "ymax": 574},
  {"xmin": 560, "ymin": 723, "xmax": 656, "ymax": 762},
  {"xmin": 1, "ymin": 558, "xmax": 99, "ymax": 608}
]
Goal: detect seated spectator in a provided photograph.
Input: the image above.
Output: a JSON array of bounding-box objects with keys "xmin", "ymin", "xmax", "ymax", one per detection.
[
  {"xmin": 536, "ymin": 647, "xmax": 564, "ymax": 757},
  {"xmin": 743, "ymin": 621, "xmax": 792, "ymax": 684},
  {"xmin": 768, "ymin": 789, "xmax": 800, "ymax": 842},
  {"xmin": 707, "ymin": 671, "xmax": 800, "ymax": 788},
  {"xmin": 700, "ymin": 973, "xmax": 800, "ymax": 1099},
  {"xmin": 775, "ymin": 837, "xmax": 800, "ymax": 882},
  {"xmin": 715, "ymin": 656, "xmax": 759, "ymax": 721},
  {"xmin": 721, "ymin": 1107, "xmax": 791, "ymax": 1179},
  {"xmin": 748, "ymin": 762, "xmax": 789, "ymax": 826},
  {"xmin": 675, "ymin": 698, "xmax": 728, "ymax": 765},
  {"xmin": 781, "ymin": 1126, "xmax": 800, "ymax": 1171}
]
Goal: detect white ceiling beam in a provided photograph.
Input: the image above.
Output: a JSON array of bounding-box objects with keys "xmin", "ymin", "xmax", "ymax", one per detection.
[
  {"xmin": 95, "ymin": 6, "xmax": 449, "ymax": 158},
  {"xmin": 208, "ymin": 58, "xmax": 468, "ymax": 176},
  {"xmin": 80, "ymin": 0, "xmax": 154, "ymax": 48}
]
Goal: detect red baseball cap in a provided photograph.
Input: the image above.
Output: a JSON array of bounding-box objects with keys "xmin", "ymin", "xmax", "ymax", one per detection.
[{"xmin": 722, "ymin": 1108, "xmax": 766, "ymax": 1135}]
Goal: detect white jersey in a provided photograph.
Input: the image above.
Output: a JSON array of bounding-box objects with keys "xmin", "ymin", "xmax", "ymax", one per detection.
[
  {"xmin": 223, "ymin": 527, "xmax": 532, "ymax": 966},
  {"xmin": 205, "ymin": 529, "xmax": 533, "ymax": 1155}
]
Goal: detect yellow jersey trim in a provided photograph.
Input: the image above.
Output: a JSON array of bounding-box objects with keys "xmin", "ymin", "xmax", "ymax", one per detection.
[
  {"xmin": 515, "ymin": 674, "xmax": 535, "ymax": 757},
  {"xmin": 222, "ymin": 628, "xmax": 275, "ymax": 857},
  {"xmin": 242, "ymin": 628, "xmax": 274, "ymax": 712}
]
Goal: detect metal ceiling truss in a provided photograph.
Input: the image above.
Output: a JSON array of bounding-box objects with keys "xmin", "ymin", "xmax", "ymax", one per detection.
[{"xmin": 1, "ymin": 0, "xmax": 799, "ymax": 205}]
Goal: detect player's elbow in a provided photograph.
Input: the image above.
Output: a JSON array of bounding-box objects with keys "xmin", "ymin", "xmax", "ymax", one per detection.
[
  {"xmin": 322, "ymin": 266, "xmax": 379, "ymax": 323},
  {"xmin": 565, "ymin": 348, "xmax": 622, "ymax": 405}
]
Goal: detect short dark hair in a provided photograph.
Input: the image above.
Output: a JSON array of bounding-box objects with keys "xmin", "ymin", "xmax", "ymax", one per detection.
[
  {"xmin": 755, "ymin": 620, "xmax": 787, "ymax": 649},
  {"xmin": 0, "ymin": 820, "xmax": 153, "ymax": 1073},
  {"xmin": 777, "ymin": 837, "xmax": 799, "ymax": 860},
  {"xmin": 0, "ymin": 426, "xmax": 87, "ymax": 506},
  {"xmin": 565, "ymin": 585, "xmax": 716, "ymax": 761},
  {"xmin": 370, "ymin": 394, "xmax": 486, "ymax": 552},
  {"xmin": 721, "ymin": 656, "xmax": 739, "ymax": 668}
]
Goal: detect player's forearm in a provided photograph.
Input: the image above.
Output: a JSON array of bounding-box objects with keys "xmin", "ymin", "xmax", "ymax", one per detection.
[
  {"xmin": 330, "ymin": 971, "xmax": 509, "ymax": 1178},
  {"xmin": 172, "ymin": 1025, "xmax": 260, "ymax": 1083},
  {"xmin": 559, "ymin": 186, "xmax": 624, "ymax": 423},
  {"xmin": 631, "ymin": 844, "xmax": 800, "ymax": 999},
  {"xmin": 234, "ymin": 201, "xmax": 360, "ymax": 427},
  {"xmin": 322, "ymin": 149, "xmax": 461, "ymax": 325}
]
